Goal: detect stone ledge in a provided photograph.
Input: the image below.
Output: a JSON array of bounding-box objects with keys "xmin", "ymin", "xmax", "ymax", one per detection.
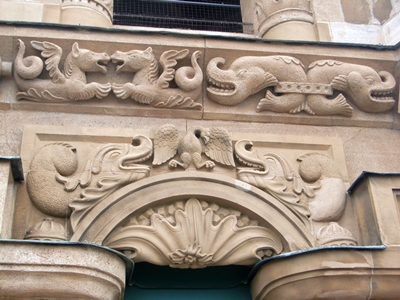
[
  {"xmin": 0, "ymin": 240, "xmax": 130, "ymax": 300},
  {"xmin": 251, "ymin": 246, "xmax": 400, "ymax": 300}
]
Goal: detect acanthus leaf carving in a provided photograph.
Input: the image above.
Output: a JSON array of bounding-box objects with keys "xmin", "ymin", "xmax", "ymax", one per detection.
[
  {"xmin": 111, "ymin": 47, "xmax": 203, "ymax": 109},
  {"xmin": 152, "ymin": 124, "xmax": 235, "ymax": 170},
  {"xmin": 26, "ymin": 135, "xmax": 153, "ymax": 234},
  {"xmin": 235, "ymin": 139, "xmax": 312, "ymax": 226},
  {"xmin": 206, "ymin": 55, "xmax": 396, "ymax": 116},
  {"xmin": 15, "ymin": 40, "xmax": 112, "ymax": 102},
  {"xmin": 104, "ymin": 198, "xmax": 283, "ymax": 268}
]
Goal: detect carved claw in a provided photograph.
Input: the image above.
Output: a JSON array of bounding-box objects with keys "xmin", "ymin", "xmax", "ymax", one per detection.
[
  {"xmin": 331, "ymin": 94, "xmax": 353, "ymax": 117},
  {"xmin": 204, "ymin": 161, "xmax": 215, "ymax": 169},
  {"xmin": 168, "ymin": 159, "xmax": 180, "ymax": 169},
  {"xmin": 96, "ymin": 83, "xmax": 112, "ymax": 99},
  {"xmin": 112, "ymin": 83, "xmax": 133, "ymax": 99},
  {"xmin": 331, "ymin": 75, "xmax": 349, "ymax": 91},
  {"xmin": 256, "ymin": 91, "xmax": 278, "ymax": 112}
]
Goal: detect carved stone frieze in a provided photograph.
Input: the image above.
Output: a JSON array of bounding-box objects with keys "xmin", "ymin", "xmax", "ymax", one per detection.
[
  {"xmin": 14, "ymin": 40, "xmax": 204, "ymax": 110},
  {"xmin": 112, "ymin": 48, "xmax": 203, "ymax": 109},
  {"xmin": 206, "ymin": 55, "xmax": 396, "ymax": 116},
  {"xmin": 104, "ymin": 198, "xmax": 283, "ymax": 268},
  {"xmin": 18, "ymin": 125, "xmax": 362, "ymax": 268},
  {"xmin": 26, "ymin": 136, "xmax": 153, "ymax": 233},
  {"xmin": 14, "ymin": 40, "xmax": 112, "ymax": 102},
  {"xmin": 152, "ymin": 124, "xmax": 235, "ymax": 170}
]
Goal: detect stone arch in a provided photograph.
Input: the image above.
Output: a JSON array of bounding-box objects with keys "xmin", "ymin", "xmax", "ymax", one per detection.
[{"xmin": 71, "ymin": 172, "xmax": 315, "ymax": 257}]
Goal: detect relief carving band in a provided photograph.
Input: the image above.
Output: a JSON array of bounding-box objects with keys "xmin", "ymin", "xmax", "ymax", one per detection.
[
  {"xmin": 22, "ymin": 125, "xmax": 358, "ymax": 268},
  {"xmin": 14, "ymin": 40, "xmax": 111, "ymax": 102},
  {"xmin": 111, "ymin": 48, "xmax": 203, "ymax": 109},
  {"xmin": 206, "ymin": 55, "xmax": 396, "ymax": 116},
  {"xmin": 14, "ymin": 40, "xmax": 203, "ymax": 109},
  {"xmin": 26, "ymin": 136, "xmax": 153, "ymax": 232},
  {"xmin": 152, "ymin": 124, "xmax": 235, "ymax": 169}
]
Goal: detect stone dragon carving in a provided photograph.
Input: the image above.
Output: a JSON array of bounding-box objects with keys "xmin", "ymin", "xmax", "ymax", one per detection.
[
  {"xmin": 26, "ymin": 136, "xmax": 153, "ymax": 232},
  {"xmin": 104, "ymin": 198, "xmax": 283, "ymax": 268},
  {"xmin": 234, "ymin": 139, "xmax": 313, "ymax": 226},
  {"xmin": 111, "ymin": 47, "xmax": 203, "ymax": 109},
  {"xmin": 14, "ymin": 40, "xmax": 111, "ymax": 102},
  {"xmin": 235, "ymin": 140, "xmax": 357, "ymax": 246},
  {"xmin": 207, "ymin": 55, "xmax": 396, "ymax": 116},
  {"xmin": 152, "ymin": 124, "xmax": 235, "ymax": 170}
]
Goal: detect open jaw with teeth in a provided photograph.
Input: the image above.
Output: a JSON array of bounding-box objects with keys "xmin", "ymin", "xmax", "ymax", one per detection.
[
  {"xmin": 370, "ymin": 89, "xmax": 395, "ymax": 103},
  {"xmin": 207, "ymin": 78, "xmax": 236, "ymax": 96}
]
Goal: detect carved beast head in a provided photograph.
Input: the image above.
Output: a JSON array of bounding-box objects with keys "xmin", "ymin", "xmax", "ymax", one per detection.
[
  {"xmin": 68, "ymin": 42, "xmax": 110, "ymax": 74},
  {"xmin": 111, "ymin": 47, "xmax": 155, "ymax": 74}
]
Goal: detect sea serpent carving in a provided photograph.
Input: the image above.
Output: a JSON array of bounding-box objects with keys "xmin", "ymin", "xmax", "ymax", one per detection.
[
  {"xmin": 207, "ymin": 56, "xmax": 396, "ymax": 116},
  {"xmin": 14, "ymin": 40, "xmax": 111, "ymax": 102},
  {"xmin": 111, "ymin": 47, "xmax": 203, "ymax": 109},
  {"xmin": 26, "ymin": 136, "xmax": 153, "ymax": 232}
]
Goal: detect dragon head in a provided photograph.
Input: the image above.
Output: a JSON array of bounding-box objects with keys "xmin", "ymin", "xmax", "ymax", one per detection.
[{"xmin": 111, "ymin": 47, "xmax": 155, "ymax": 74}]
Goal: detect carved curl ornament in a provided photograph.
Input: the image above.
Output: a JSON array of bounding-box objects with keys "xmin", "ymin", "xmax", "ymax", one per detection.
[
  {"xmin": 24, "ymin": 125, "xmax": 357, "ymax": 268},
  {"xmin": 12, "ymin": 40, "xmax": 397, "ymax": 116}
]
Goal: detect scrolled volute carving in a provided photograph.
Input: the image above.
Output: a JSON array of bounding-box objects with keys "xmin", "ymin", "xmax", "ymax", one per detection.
[
  {"xmin": 152, "ymin": 124, "xmax": 235, "ymax": 170},
  {"xmin": 207, "ymin": 55, "xmax": 396, "ymax": 116},
  {"xmin": 235, "ymin": 139, "xmax": 312, "ymax": 226},
  {"xmin": 111, "ymin": 47, "xmax": 203, "ymax": 109},
  {"xmin": 104, "ymin": 198, "xmax": 283, "ymax": 268},
  {"xmin": 14, "ymin": 40, "xmax": 111, "ymax": 102},
  {"xmin": 26, "ymin": 136, "xmax": 153, "ymax": 233},
  {"xmin": 235, "ymin": 140, "xmax": 357, "ymax": 246}
]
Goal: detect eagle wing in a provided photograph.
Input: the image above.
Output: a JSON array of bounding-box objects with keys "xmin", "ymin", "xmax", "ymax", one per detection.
[
  {"xmin": 203, "ymin": 127, "xmax": 235, "ymax": 167},
  {"xmin": 152, "ymin": 124, "xmax": 180, "ymax": 165},
  {"xmin": 31, "ymin": 41, "xmax": 66, "ymax": 84},
  {"xmin": 158, "ymin": 49, "xmax": 189, "ymax": 89}
]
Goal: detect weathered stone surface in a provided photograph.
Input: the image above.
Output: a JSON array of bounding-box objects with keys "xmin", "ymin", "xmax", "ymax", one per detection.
[{"xmin": 0, "ymin": 241, "xmax": 126, "ymax": 299}]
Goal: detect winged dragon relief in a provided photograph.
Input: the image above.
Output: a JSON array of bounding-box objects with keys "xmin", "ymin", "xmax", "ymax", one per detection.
[
  {"xmin": 14, "ymin": 40, "xmax": 111, "ymax": 102},
  {"xmin": 111, "ymin": 47, "xmax": 203, "ymax": 109},
  {"xmin": 26, "ymin": 136, "xmax": 153, "ymax": 233},
  {"xmin": 152, "ymin": 124, "xmax": 235, "ymax": 170}
]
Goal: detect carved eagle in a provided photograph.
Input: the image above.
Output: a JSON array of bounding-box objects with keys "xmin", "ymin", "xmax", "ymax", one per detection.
[{"xmin": 152, "ymin": 124, "xmax": 235, "ymax": 169}]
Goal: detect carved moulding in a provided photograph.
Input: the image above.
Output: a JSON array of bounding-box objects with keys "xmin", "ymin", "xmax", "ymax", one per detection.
[
  {"xmin": 206, "ymin": 55, "xmax": 396, "ymax": 116},
  {"xmin": 104, "ymin": 198, "xmax": 283, "ymax": 268},
  {"xmin": 69, "ymin": 172, "xmax": 316, "ymax": 261}
]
